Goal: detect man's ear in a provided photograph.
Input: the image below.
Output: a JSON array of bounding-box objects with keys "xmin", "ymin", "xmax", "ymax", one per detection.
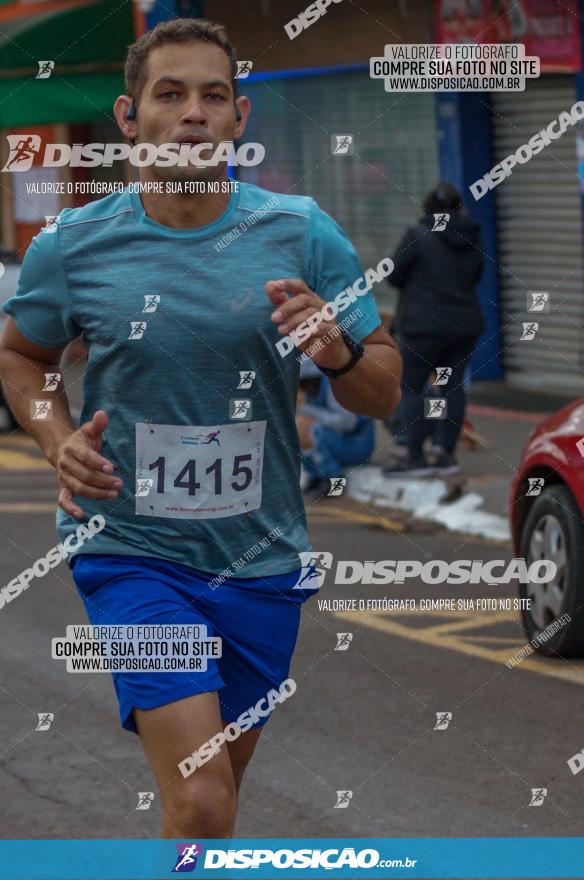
[
  {"xmin": 234, "ymin": 96, "xmax": 251, "ymax": 140},
  {"xmin": 114, "ymin": 95, "xmax": 137, "ymax": 141}
]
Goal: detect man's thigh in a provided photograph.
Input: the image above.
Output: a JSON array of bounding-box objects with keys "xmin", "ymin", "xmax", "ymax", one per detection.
[
  {"xmin": 227, "ymin": 727, "xmax": 264, "ymax": 792},
  {"xmin": 134, "ymin": 692, "xmax": 264, "ymax": 788},
  {"xmin": 134, "ymin": 690, "xmax": 233, "ymax": 794}
]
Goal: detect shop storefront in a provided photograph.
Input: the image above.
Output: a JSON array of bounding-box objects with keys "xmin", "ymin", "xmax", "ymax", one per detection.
[
  {"xmin": 0, "ymin": 0, "xmax": 134, "ymax": 254},
  {"xmin": 491, "ymin": 76, "xmax": 584, "ymax": 391},
  {"xmin": 435, "ymin": 0, "xmax": 583, "ymax": 389},
  {"xmin": 238, "ymin": 68, "xmax": 438, "ymax": 303}
]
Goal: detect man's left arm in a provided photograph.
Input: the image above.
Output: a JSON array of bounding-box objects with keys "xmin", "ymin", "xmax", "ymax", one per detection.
[
  {"xmin": 315, "ymin": 324, "xmax": 402, "ymax": 419},
  {"xmin": 266, "ymin": 278, "xmax": 401, "ymax": 420}
]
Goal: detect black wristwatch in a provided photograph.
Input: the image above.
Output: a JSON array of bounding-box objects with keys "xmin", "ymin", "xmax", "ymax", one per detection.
[{"xmin": 317, "ymin": 329, "xmax": 365, "ymax": 379}]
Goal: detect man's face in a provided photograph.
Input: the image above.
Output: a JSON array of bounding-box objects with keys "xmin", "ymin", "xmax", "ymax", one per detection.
[{"xmin": 135, "ymin": 40, "xmax": 239, "ymax": 183}]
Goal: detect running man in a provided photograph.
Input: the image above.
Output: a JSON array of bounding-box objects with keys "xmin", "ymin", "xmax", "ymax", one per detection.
[
  {"xmin": 0, "ymin": 18, "xmax": 401, "ymax": 838},
  {"xmin": 199, "ymin": 430, "xmax": 221, "ymax": 445}
]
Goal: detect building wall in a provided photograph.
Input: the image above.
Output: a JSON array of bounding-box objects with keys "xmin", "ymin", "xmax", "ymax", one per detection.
[{"xmin": 202, "ymin": 0, "xmax": 433, "ymax": 69}]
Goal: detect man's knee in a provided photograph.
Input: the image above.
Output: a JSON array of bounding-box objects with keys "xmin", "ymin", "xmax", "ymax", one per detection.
[
  {"xmin": 230, "ymin": 752, "xmax": 255, "ymax": 792},
  {"xmin": 165, "ymin": 771, "xmax": 237, "ymax": 837}
]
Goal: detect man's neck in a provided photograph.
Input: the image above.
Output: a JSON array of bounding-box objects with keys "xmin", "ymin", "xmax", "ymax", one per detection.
[{"xmin": 138, "ymin": 173, "xmax": 231, "ymax": 229}]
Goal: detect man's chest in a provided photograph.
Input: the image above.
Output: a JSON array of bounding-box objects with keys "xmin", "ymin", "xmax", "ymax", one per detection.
[
  {"xmin": 64, "ymin": 226, "xmax": 306, "ymax": 379},
  {"xmin": 71, "ymin": 259, "xmax": 295, "ymax": 354}
]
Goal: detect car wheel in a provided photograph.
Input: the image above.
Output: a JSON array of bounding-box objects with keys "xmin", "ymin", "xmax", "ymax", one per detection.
[{"xmin": 519, "ymin": 484, "xmax": 584, "ymax": 657}]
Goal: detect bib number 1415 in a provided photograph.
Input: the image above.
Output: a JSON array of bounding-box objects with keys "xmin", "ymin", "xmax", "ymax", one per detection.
[
  {"xmin": 148, "ymin": 454, "xmax": 252, "ymax": 495},
  {"xmin": 135, "ymin": 421, "xmax": 265, "ymax": 520}
]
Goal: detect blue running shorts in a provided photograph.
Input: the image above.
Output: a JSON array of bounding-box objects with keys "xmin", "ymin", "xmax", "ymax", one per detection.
[{"xmin": 71, "ymin": 554, "xmax": 315, "ymax": 734}]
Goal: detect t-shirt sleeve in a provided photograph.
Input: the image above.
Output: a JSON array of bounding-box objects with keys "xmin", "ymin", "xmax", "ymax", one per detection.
[
  {"xmin": 2, "ymin": 227, "xmax": 80, "ymax": 347},
  {"xmin": 305, "ymin": 200, "xmax": 381, "ymax": 343}
]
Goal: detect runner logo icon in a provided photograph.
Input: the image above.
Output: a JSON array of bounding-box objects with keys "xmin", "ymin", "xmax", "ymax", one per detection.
[
  {"xmin": 31, "ymin": 401, "xmax": 52, "ymax": 421},
  {"xmin": 331, "ymin": 134, "xmax": 353, "ymax": 155},
  {"xmin": 236, "ymin": 60, "xmax": 253, "ymax": 78},
  {"xmin": 432, "ymin": 213, "xmax": 450, "ymax": 231},
  {"xmin": 142, "ymin": 295, "xmax": 160, "ymax": 313},
  {"xmin": 43, "ymin": 215, "xmax": 60, "ymax": 233},
  {"xmin": 529, "ymin": 788, "xmax": 547, "ymax": 806},
  {"xmin": 43, "ymin": 373, "xmax": 60, "ymax": 391},
  {"xmin": 335, "ymin": 632, "xmax": 353, "ymax": 651},
  {"xmin": 334, "ymin": 790, "xmax": 353, "ymax": 808},
  {"xmin": 434, "ymin": 712, "xmax": 452, "ymax": 730},
  {"xmin": 2, "ymin": 134, "xmax": 41, "ymax": 171},
  {"xmin": 128, "ymin": 321, "xmax": 147, "ymax": 340},
  {"xmin": 295, "ymin": 551, "xmax": 333, "ymax": 589},
  {"xmin": 521, "ymin": 322, "xmax": 538, "ymax": 341},
  {"xmin": 528, "ymin": 292, "xmax": 549, "ymax": 312},
  {"xmin": 328, "ymin": 477, "xmax": 346, "ymax": 496},
  {"xmin": 181, "ymin": 431, "xmax": 221, "ymax": 446},
  {"xmin": 237, "ymin": 371, "xmax": 255, "ymax": 389},
  {"xmin": 172, "ymin": 843, "xmax": 203, "ymax": 872},
  {"xmin": 135, "ymin": 792, "xmax": 154, "ymax": 811},
  {"xmin": 36, "ymin": 60, "xmax": 55, "ymax": 79},
  {"xmin": 425, "ymin": 398, "xmax": 447, "ymax": 419},
  {"xmin": 526, "ymin": 477, "xmax": 545, "ymax": 497},
  {"xmin": 434, "ymin": 367, "xmax": 452, "ymax": 385},
  {"xmin": 35, "ymin": 712, "xmax": 54, "ymax": 731},
  {"xmin": 230, "ymin": 399, "xmax": 252, "ymax": 420}
]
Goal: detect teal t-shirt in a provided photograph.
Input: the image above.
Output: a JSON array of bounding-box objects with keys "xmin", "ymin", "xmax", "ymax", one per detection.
[{"xmin": 3, "ymin": 182, "xmax": 381, "ymax": 577}]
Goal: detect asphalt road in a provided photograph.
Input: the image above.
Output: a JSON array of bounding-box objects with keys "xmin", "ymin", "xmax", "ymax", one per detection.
[{"xmin": 2, "ymin": 442, "xmax": 584, "ymax": 856}]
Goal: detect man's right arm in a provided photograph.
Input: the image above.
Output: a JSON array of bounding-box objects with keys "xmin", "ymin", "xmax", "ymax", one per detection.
[
  {"xmin": 0, "ymin": 318, "xmax": 122, "ymax": 519},
  {"xmin": 0, "ymin": 317, "xmax": 74, "ymax": 465}
]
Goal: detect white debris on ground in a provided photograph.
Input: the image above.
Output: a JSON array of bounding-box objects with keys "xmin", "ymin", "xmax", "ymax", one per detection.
[{"xmin": 347, "ymin": 466, "xmax": 511, "ymax": 542}]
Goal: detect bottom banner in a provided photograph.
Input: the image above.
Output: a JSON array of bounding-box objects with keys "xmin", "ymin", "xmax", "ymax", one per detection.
[{"xmin": 1, "ymin": 838, "xmax": 584, "ymax": 879}]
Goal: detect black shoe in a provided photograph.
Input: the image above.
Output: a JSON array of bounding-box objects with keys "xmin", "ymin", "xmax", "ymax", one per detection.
[
  {"xmin": 383, "ymin": 456, "xmax": 435, "ymax": 478},
  {"xmin": 432, "ymin": 452, "xmax": 460, "ymax": 476}
]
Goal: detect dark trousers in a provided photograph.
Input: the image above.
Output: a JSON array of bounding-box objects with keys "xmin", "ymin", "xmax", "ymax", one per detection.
[
  {"xmin": 0, "ymin": 386, "xmax": 17, "ymax": 428},
  {"xmin": 398, "ymin": 334, "xmax": 478, "ymax": 458}
]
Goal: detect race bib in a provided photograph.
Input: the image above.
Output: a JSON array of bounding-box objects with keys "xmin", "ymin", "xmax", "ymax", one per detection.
[{"xmin": 135, "ymin": 421, "xmax": 266, "ymax": 519}]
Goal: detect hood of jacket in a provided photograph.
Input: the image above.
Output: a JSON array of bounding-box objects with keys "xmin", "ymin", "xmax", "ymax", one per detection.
[{"xmin": 421, "ymin": 213, "xmax": 481, "ymax": 251}]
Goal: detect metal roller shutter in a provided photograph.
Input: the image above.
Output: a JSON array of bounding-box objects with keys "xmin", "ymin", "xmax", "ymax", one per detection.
[
  {"xmin": 238, "ymin": 71, "xmax": 438, "ymax": 309},
  {"xmin": 492, "ymin": 77, "xmax": 584, "ymax": 392}
]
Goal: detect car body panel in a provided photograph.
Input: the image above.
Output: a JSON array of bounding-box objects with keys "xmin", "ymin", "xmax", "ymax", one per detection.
[{"xmin": 510, "ymin": 399, "xmax": 584, "ymax": 552}]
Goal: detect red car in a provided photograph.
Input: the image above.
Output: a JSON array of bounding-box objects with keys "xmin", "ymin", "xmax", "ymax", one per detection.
[{"xmin": 510, "ymin": 399, "xmax": 584, "ymax": 657}]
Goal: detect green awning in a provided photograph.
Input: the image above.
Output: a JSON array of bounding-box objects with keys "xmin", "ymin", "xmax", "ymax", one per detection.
[
  {"xmin": 0, "ymin": 0, "xmax": 134, "ymax": 126},
  {"xmin": 0, "ymin": 72, "xmax": 126, "ymax": 126}
]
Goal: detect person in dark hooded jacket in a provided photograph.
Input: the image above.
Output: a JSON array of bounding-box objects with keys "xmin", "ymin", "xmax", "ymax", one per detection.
[{"xmin": 385, "ymin": 183, "xmax": 484, "ymax": 476}]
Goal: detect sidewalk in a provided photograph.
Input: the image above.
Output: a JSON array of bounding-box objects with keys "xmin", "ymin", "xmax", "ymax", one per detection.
[{"xmin": 350, "ymin": 382, "xmax": 566, "ymax": 543}]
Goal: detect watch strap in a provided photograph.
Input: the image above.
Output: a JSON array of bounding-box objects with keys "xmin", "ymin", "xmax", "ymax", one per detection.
[{"xmin": 317, "ymin": 329, "xmax": 365, "ymax": 379}]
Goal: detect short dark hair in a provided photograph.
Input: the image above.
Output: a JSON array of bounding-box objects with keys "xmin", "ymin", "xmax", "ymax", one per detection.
[
  {"xmin": 124, "ymin": 18, "xmax": 238, "ymax": 106},
  {"xmin": 423, "ymin": 183, "xmax": 463, "ymax": 215}
]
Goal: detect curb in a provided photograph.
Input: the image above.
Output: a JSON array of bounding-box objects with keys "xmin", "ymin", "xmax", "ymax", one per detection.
[{"xmin": 467, "ymin": 403, "xmax": 548, "ymax": 425}]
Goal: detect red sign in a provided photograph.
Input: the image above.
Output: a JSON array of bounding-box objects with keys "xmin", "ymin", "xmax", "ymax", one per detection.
[
  {"xmin": 0, "ymin": 0, "xmax": 94, "ymax": 24},
  {"xmin": 434, "ymin": 0, "xmax": 581, "ymax": 72}
]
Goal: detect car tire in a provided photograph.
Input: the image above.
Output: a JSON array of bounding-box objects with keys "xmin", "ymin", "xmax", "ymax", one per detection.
[{"xmin": 519, "ymin": 484, "xmax": 584, "ymax": 657}]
